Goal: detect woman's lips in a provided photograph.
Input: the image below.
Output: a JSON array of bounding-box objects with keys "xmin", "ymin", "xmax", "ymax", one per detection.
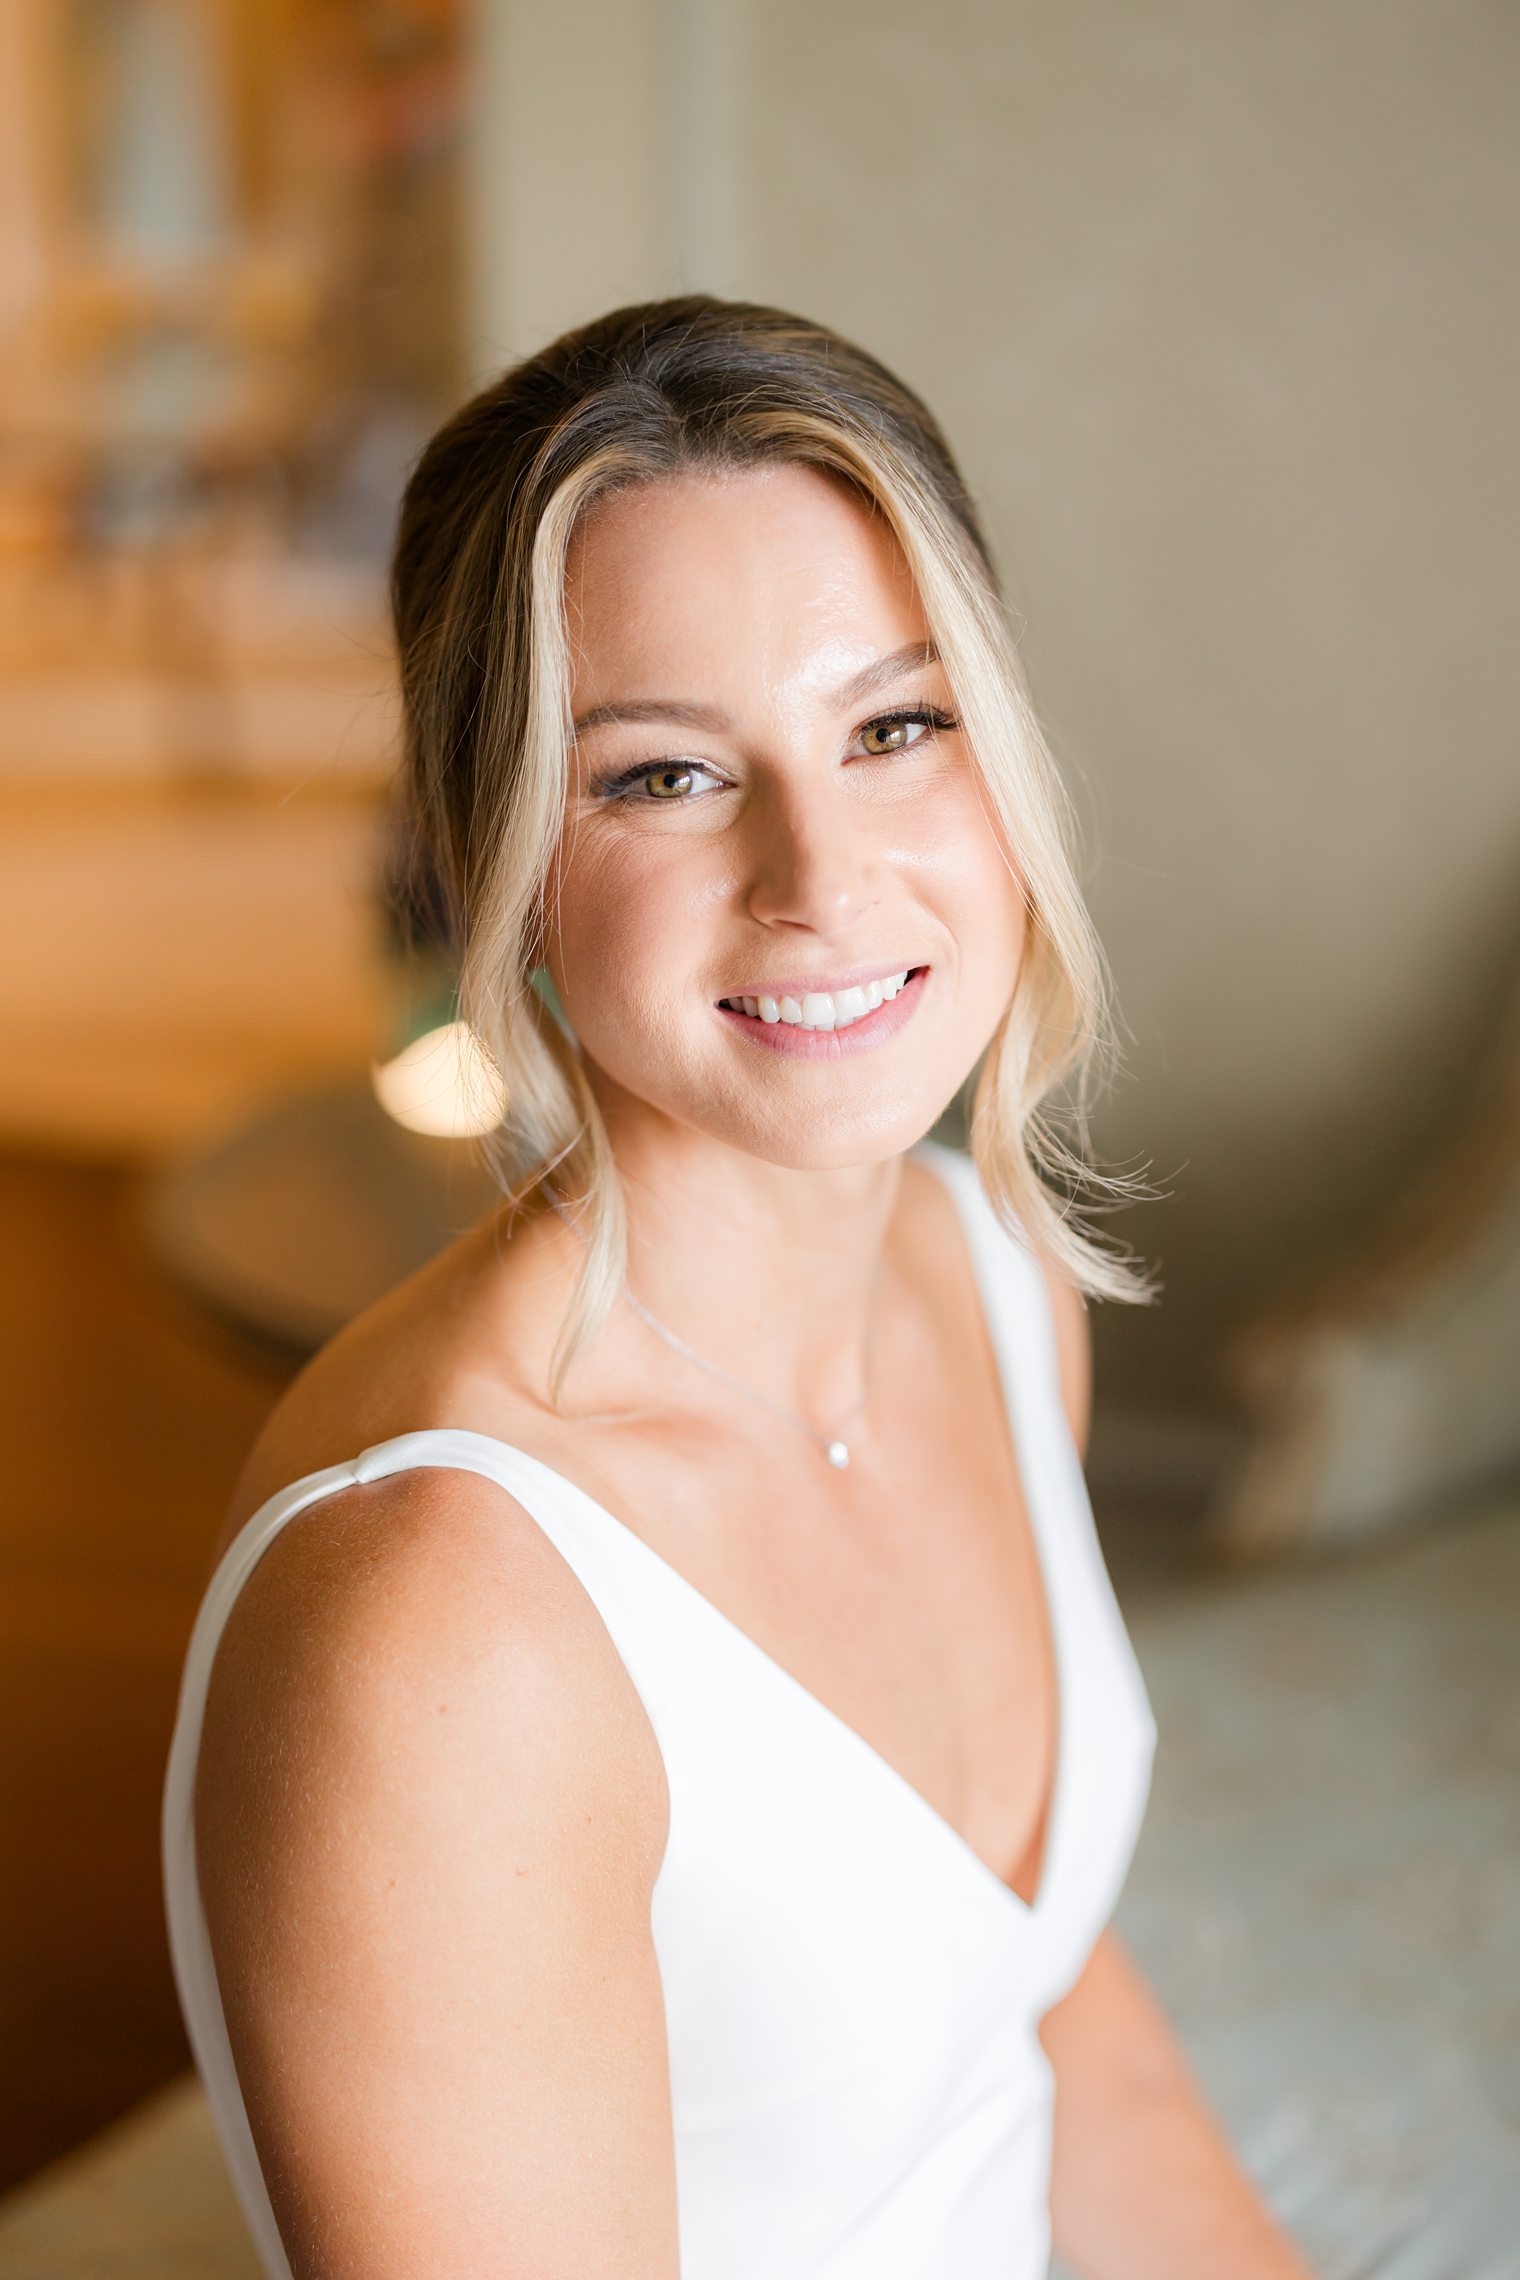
[{"xmin": 714, "ymin": 966, "xmax": 930, "ymax": 1057}]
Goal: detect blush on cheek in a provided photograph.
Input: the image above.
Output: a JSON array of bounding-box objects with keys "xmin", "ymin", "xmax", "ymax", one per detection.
[
  {"xmin": 550, "ymin": 830, "xmax": 726, "ymax": 1051},
  {"xmin": 552, "ymin": 917, "xmax": 692, "ymax": 1090}
]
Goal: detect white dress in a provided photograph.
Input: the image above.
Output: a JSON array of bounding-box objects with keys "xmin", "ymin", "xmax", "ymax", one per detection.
[{"xmin": 161, "ymin": 1137, "xmax": 1158, "ymax": 2279}]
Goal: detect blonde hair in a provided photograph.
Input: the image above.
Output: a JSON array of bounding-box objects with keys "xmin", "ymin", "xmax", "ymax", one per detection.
[{"xmin": 389, "ymin": 296, "xmax": 1156, "ymax": 1395}]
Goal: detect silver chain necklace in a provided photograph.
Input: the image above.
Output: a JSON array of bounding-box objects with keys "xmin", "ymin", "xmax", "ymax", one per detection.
[
  {"xmin": 545, "ymin": 1187, "xmax": 875, "ymax": 1469},
  {"xmin": 620, "ymin": 1282, "xmax": 873, "ymax": 1469}
]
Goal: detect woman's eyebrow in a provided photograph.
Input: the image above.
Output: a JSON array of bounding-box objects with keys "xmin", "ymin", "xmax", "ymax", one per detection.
[
  {"xmin": 831, "ymin": 639, "xmax": 942, "ymax": 710},
  {"xmin": 572, "ymin": 694, "xmax": 731, "ymax": 734},
  {"xmin": 570, "ymin": 640, "xmax": 942, "ymax": 737}
]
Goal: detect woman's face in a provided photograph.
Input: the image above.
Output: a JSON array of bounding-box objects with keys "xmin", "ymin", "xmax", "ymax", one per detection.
[{"xmin": 544, "ymin": 462, "xmax": 1027, "ymax": 1170}]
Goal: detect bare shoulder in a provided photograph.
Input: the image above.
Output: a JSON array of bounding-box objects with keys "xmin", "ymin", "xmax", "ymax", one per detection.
[
  {"xmin": 194, "ymin": 1463, "xmax": 677, "ymax": 2276},
  {"xmin": 198, "ymin": 1460, "xmax": 669, "ymax": 1887},
  {"xmin": 210, "ymin": 1198, "xmax": 571, "ymax": 1567},
  {"xmin": 194, "ymin": 1197, "xmax": 666, "ymax": 1858}
]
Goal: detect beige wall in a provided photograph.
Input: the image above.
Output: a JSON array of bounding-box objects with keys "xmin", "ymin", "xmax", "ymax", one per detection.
[{"xmin": 470, "ymin": 0, "xmax": 1520, "ymax": 1431}]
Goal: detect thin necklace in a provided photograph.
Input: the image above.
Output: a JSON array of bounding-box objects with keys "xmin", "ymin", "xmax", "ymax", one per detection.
[
  {"xmin": 620, "ymin": 1282, "xmax": 874, "ymax": 1470},
  {"xmin": 544, "ymin": 1186, "xmax": 876, "ymax": 1469}
]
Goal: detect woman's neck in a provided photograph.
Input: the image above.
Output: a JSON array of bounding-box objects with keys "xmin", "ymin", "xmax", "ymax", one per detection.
[{"xmin": 599, "ymin": 1101, "xmax": 908, "ymax": 1430}]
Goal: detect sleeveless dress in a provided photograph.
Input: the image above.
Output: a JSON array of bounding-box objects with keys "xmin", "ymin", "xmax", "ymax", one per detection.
[{"xmin": 161, "ymin": 1138, "xmax": 1158, "ymax": 2280}]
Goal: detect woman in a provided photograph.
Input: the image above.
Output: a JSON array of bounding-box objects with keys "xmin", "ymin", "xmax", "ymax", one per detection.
[{"xmin": 162, "ymin": 297, "xmax": 1312, "ymax": 2279}]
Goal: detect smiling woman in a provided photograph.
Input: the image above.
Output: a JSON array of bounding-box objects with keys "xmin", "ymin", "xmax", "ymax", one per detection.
[
  {"xmin": 387, "ymin": 299, "xmax": 1155, "ymax": 1389},
  {"xmin": 538, "ymin": 460, "xmax": 1038, "ymax": 1256},
  {"xmin": 162, "ymin": 298, "xmax": 1311, "ymax": 2280}
]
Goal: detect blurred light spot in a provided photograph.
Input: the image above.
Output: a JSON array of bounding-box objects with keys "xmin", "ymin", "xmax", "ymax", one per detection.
[{"xmin": 371, "ymin": 1021, "xmax": 504, "ymax": 1138}]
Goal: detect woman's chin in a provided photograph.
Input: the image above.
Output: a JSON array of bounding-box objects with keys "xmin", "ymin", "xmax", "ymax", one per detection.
[{"xmin": 689, "ymin": 1094, "xmax": 954, "ymax": 1174}]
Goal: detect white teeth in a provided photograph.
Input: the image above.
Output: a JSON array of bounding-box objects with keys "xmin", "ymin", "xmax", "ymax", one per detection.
[{"xmin": 724, "ymin": 972, "xmax": 913, "ymax": 1029}]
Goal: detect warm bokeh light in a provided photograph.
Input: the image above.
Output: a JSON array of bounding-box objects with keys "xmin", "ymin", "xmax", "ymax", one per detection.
[{"xmin": 370, "ymin": 1019, "xmax": 504, "ymax": 1137}]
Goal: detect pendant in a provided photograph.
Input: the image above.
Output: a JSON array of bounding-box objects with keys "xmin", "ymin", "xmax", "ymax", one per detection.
[{"xmin": 826, "ymin": 1440, "xmax": 850, "ymax": 1469}]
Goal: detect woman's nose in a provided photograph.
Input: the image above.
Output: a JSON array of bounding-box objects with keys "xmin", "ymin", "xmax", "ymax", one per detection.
[{"xmin": 742, "ymin": 779, "xmax": 882, "ymax": 935}]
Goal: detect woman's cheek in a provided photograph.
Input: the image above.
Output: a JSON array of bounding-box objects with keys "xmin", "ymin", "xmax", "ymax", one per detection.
[{"xmin": 551, "ymin": 840, "xmax": 698, "ymax": 1058}]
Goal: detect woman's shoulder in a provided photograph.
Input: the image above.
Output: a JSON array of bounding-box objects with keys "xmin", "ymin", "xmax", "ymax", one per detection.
[
  {"xmin": 196, "ymin": 1268, "xmax": 670, "ymax": 1890},
  {"xmin": 212, "ymin": 1196, "xmax": 575, "ymax": 1564},
  {"xmin": 200, "ymin": 1448, "xmax": 660, "ymax": 1814},
  {"xmin": 193, "ymin": 1191, "xmax": 669, "ymax": 1757}
]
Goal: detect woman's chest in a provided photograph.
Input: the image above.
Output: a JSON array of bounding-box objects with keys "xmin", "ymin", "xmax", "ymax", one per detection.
[{"xmin": 543, "ymin": 1368, "xmax": 1062, "ymax": 1911}]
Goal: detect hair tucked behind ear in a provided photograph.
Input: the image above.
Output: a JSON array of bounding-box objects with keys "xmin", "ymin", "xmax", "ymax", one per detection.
[{"xmin": 388, "ymin": 294, "xmax": 1157, "ymax": 1401}]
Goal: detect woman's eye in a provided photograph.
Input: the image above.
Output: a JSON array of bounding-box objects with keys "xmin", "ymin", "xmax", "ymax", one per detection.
[
  {"xmin": 645, "ymin": 764, "xmax": 701, "ymax": 799},
  {"xmin": 856, "ymin": 707, "xmax": 955, "ymax": 758},
  {"xmin": 860, "ymin": 719, "xmax": 921, "ymax": 757},
  {"xmin": 593, "ymin": 760, "xmax": 724, "ymax": 803}
]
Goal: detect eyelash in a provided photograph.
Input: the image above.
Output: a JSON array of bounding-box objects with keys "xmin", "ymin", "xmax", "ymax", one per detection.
[{"xmin": 588, "ymin": 703, "xmax": 960, "ymax": 804}]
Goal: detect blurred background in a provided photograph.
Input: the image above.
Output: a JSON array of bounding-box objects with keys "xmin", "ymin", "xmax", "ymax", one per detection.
[{"xmin": 0, "ymin": 2, "xmax": 1516, "ymax": 2274}]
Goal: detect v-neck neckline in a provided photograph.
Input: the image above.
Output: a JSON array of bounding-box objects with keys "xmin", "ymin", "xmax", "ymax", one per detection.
[{"xmin": 358, "ymin": 1145, "xmax": 1070, "ymax": 1932}]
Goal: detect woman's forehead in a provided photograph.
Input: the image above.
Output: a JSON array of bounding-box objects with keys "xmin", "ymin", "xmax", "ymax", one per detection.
[{"xmin": 564, "ymin": 465, "xmax": 931, "ymax": 708}]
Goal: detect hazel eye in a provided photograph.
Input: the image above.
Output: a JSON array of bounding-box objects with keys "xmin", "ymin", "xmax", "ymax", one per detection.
[
  {"xmin": 860, "ymin": 718, "xmax": 920, "ymax": 757},
  {"xmin": 857, "ymin": 707, "xmax": 954, "ymax": 759},
  {"xmin": 645, "ymin": 764, "xmax": 698, "ymax": 799},
  {"xmin": 588, "ymin": 755, "xmax": 728, "ymax": 805}
]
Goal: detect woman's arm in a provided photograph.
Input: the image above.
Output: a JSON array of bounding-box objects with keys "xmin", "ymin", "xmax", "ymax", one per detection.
[
  {"xmin": 1040, "ymin": 1927, "xmax": 1314, "ymax": 2279},
  {"xmin": 1039, "ymin": 1263, "xmax": 1315, "ymax": 2279},
  {"xmin": 194, "ymin": 1465, "xmax": 681, "ymax": 2280}
]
